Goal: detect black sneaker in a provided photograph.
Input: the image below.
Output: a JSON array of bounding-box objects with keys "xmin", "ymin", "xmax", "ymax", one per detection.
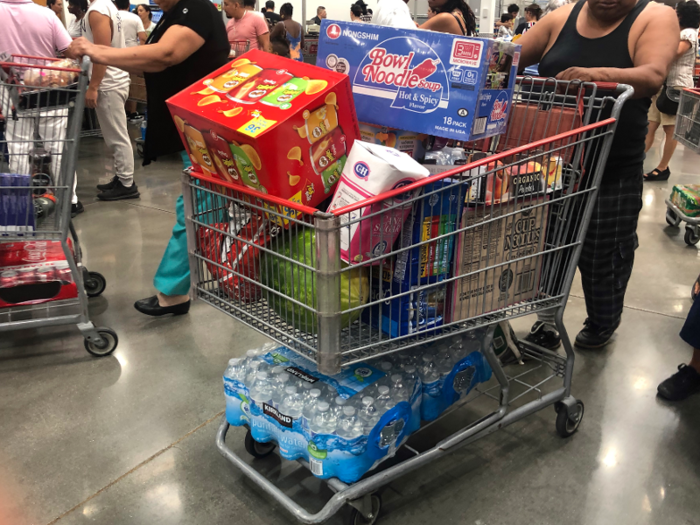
[
  {"xmin": 97, "ymin": 180, "xmax": 140, "ymax": 201},
  {"xmin": 525, "ymin": 320, "xmax": 561, "ymax": 350},
  {"xmin": 71, "ymin": 201, "xmax": 84, "ymax": 218},
  {"xmin": 96, "ymin": 175, "xmax": 119, "ymax": 192},
  {"xmin": 658, "ymin": 364, "xmax": 700, "ymax": 401},
  {"xmin": 575, "ymin": 318, "xmax": 619, "ymax": 349}
]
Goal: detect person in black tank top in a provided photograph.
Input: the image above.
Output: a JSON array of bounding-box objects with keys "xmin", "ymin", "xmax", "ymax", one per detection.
[
  {"xmin": 419, "ymin": 0, "xmax": 476, "ymax": 35},
  {"xmin": 509, "ymin": 0, "xmax": 679, "ymax": 348}
]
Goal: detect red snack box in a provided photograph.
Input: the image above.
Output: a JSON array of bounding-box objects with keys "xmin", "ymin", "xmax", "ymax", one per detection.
[
  {"xmin": 0, "ymin": 240, "xmax": 78, "ymax": 308},
  {"xmin": 166, "ymin": 50, "xmax": 360, "ymax": 223}
]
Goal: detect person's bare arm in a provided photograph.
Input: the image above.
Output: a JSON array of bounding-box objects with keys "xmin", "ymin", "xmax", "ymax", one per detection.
[
  {"xmin": 419, "ymin": 13, "xmax": 461, "ymax": 35},
  {"xmin": 257, "ymin": 31, "xmax": 271, "ymax": 53},
  {"xmin": 556, "ymin": 5, "xmax": 679, "ymax": 98},
  {"xmin": 676, "ymin": 39, "xmax": 692, "ymax": 59},
  {"xmin": 269, "ymin": 22, "xmax": 285, "ymax": 42},
  {"xmin": 86, "ymin": 11, "xmax": 112, "ymax": 107},
  {"xmin": 517, "ymin": 7, "xmax": 567, "ymax": 70},
  {"xmin": 138, "ymin": 30, "xmax": 147, "ymax": 45},
  {"xmin": 69, "ymin": 25, "xmax": 205, "ymax": 73}
]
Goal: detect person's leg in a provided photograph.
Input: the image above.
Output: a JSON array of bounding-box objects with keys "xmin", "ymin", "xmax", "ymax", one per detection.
[
  {"xmin": 657, "ymin": 124, "xmax": 678, "ymax": 171},
  {"xmin": 40, "ymin": 109, "xmax": 81, "ymax": 207},
  {"xmin": 644, "ymin": 119, "xmax": 660, "ymax": 153},
  {"xmin": 93, "ymin": 85, "xmax": 138, "ymax": 199},
  {"xmin": 658, "ymin": 298, "xmax": 700, "ymax": 400},
  {"xmin": 576, "ymin": 172, "xmax": 643, "ymax": 348}
]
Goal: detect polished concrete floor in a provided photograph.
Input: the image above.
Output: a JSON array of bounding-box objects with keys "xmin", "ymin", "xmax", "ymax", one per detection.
[{"xmin": 2, "ymin": 130, "xmax": 700, "ymax": 525}]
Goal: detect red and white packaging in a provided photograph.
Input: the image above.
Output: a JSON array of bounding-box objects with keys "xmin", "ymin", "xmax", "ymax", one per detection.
[
  {"xmin": 0, "ymin": 241, "xmax": 78, "ymax": 308},
  {"xmin": 327, "ymin": 141, "xmax": 430, "ymax": 265}
]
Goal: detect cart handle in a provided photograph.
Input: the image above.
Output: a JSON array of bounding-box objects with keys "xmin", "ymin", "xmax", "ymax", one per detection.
[
  {"xmin": 330, "ymin": 117, "xmax": 616, "ymax": 216},
  {"xmin": 0, "ymin": 59, "xmax": 81, "ymax": 74},
  {"xmin": 519, "ymin": 76, "xmax": 621, "ymax": 93}
]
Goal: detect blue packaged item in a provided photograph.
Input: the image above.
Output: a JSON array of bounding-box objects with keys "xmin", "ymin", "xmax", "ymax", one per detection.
[
  {"xmin": 0, "ymin": 174, "xmax": 35, "ymax": 235},
  {"xmin": 317, "ymin": 21, "xmax": 520, "ymax": 142},
  {"xmin": 419, "ymin": 348, "xmax": 493, "ymax": 422},
  {"xmin": 223, "ymin": 346, "xmax": 422, "ymax": 483},
  {"xmin": 363, "ymin": 179, "xmax": 465, "ymax": 337}
]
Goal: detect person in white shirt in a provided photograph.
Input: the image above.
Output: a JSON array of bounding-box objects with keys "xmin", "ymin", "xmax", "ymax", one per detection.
[
  {"xmin": 115, "ymin": 0, "xmax": 146, "ymax": 46},
  {"xmin": 372, "ymin": 0, "xmax": 415, "ymax": 29},
  {"xmin": 82, "ymin": 0, "xmax": 139, "ymax": 200},
  {"xmin": 67, "ymin": 0, "xmax": 88, "ymax": 38},
  {"xmin": 135, "ymin": 4, "xmax": 155, "ymax": 38}
]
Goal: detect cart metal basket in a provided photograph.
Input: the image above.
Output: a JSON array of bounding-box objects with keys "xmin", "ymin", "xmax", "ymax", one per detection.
[
  {"xmin": 0, "ymin": 55, "xmax": 117, "ymax": 356},
  {"xmin": 183, "ymin": 77, "xmax": 633, "ymax": 523}
]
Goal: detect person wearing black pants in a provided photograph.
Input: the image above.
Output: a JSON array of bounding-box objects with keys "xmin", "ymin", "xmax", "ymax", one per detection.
[{"xmin": 658, "ymin": 298, "xmax": 700, "ymax": 400}]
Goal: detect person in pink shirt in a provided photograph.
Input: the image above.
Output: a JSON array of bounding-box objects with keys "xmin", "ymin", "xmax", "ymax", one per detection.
[
  {"xmin": 223, "ymin": 0, "xmax": 270, "ymax": 55},
  {"xmin": 0, "ymin": 0, "xmax": 83, "ymax": 215}
]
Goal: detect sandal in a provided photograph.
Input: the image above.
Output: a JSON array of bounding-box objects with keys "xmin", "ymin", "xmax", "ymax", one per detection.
[{"xmin": 644, "ymin": 167, "xmax": 671, "ymax": 181}]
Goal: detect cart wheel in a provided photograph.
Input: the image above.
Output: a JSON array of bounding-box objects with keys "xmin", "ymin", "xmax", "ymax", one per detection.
[
  {"xmin": 666, "ymin": 209, "xmax": 681, "ymax": 227},
  {"xmin": 350, "ymin": 494, "xmax": 382, "ymax": 525},
  {"xmin": 84, "ymin": 327, "xmax": 118, "ymax": 357},
  {"xmin": 684, "ymin": 226, "xmax": 700, "ymax": 246},
  {"xmin": 244, "ymin": 429, "xmax": 276, "ymax": 459},
  {"xmin": 555, "ymin": 400, "xmax": 584, "ymax": 438},
  {"xmin": 84, "ymin": 271, "xmax": 106, "ymax": 297}
]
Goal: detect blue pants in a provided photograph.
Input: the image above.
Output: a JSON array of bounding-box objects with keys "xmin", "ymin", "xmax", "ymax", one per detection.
[
  {"xmin": 153, "ymin": 152, "xmax": 192, "ymax": 296},
  {"xmin": 681, "ymin": 297, "xmax": 700, "ymax": 350}
]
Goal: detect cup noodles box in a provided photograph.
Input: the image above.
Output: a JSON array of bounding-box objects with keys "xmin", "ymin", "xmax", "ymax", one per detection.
[
  {"xmin": 327, "ymin": 141, "xmax": 430, "ymax": 265},
  {"xmin": 166, "ymin": 50, "xmax": 360, "ymax": 221},
  {"xmin": 316, "ymin": 21, "xmax": 519, "ymax": 142},
  {"xmin": 449, "ymin": 197, "xmax": 548, "ymax": 322},
  {"xmin": 0, "ymin": 240, "xmax": 78, "ymax": 308}
]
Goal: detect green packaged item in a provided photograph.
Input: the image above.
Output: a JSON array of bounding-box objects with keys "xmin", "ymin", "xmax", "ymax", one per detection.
[
  {"xmin": 670, "ymin": 184, "xmax": 700, "ymax": 217},
  {"xmin": 260, "ymin": 77, "xmax": 308, "ymax": 110},
  {"xmin": 261, "ymin": 228, "xmax": 369, "ymax": 333}
]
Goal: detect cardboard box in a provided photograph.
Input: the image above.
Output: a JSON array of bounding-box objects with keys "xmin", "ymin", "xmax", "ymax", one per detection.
[
  {"xmin": 449, "ymin": 197, "xmax": 547, "ymax": 322},
  {"xmin": 166, "ymin": 50, "xmax": 360, "ymax": 220},
  {"xmin": 358, "ymin": 122, "xmax": 426, "ymax": 159},
  {"xmin": 326, "ymin": 141, "xmax": 430, "ymax": 265},
  {"xmin": 362, "ymin": 179, "xmax": 465, "ymax": 336},
  {"xmin": 671, "ymin": 184, "xmax": 700, "ymax": 217},
  {"xmin": 316, "ymin": 21, "xmax": 519, "ymax": 142},
  {"xmin": 0, "ymin": 174, "xmax": 35, "ymax": 234}
]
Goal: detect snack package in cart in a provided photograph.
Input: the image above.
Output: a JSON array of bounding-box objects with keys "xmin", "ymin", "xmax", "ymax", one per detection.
[
  {"xmin": 0, "ymin": 240, "xmax": 78, "ymax": 308},
  {"xmin": 166, "ymin": 50, "xmax": 360, "ymax": 226},
  {"xmin": 316, "ymin": 21, "xmax": 520, "ymax": 142},
  {"xmin": 223, "ymin": 345, "xmax": 421, "ymax": 484},
  {"xmin": 327, "ymin": 141, "xmax": 430, "ymax": 265},
  {"xmin": 670, "ymin": 184, "xmax": 700, "ymax": 217}
]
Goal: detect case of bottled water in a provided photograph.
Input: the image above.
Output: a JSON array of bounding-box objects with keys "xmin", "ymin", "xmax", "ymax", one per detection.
[{"xmin": 223, "ymin": 345, "xmax": 422, "ymax": 483}]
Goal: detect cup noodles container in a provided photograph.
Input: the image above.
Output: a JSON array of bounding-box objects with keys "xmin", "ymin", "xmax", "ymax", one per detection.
[
  {"xmin": 0, "ymin": 240, "xmax": 78, "ymax": 308},
  {"xmin": 317, "ymin": 21, "xmax": 520, "ymax": 142},
  {"xmin": 167, "ymin": 50, "xmax": 360, "ymax": 224},
  {"xmin": 359, "ymin": 123, "xmax": 426, "ymax": 160},
  {"xmin": 327, "ymin": 141, "xmax": 430, "ymax": 265},
  {"xmin": 448, "ymin": 197, "xmax": 548, "ymax": 322}
]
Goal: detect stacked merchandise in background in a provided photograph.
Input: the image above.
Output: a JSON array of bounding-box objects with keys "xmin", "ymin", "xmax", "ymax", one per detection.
[
  {"xmin": 363, "ymin": 178, "xmax": 466, "ymax": 337},
  {"xmin": 166, "ymin": 50, "xmax": 360, "ymax": 222},
  {"xmin": 0, "ymin": 241, "xmax": 77, "ymax": 307},
  {"xmin": 223, "ymin": 345, "xmax": 422, "ymax": 483},
  {"xmin": 316, "ymin": 21, "xmax": 520, "ymax": 142},
  {"xmin": 224, "ymin": 339, "xmax": 492, "ymax": 481}
]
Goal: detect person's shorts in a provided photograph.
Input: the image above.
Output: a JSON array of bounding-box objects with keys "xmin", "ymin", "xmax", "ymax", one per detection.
[{"xmin": 648, "ymin": 90, "xmax": 677, "ymax": 126}]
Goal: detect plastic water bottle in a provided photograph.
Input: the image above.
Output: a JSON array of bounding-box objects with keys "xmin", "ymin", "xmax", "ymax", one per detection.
[
  {"xmin": 245, "ymin": 359, "xmax": 261, "ymax": 386},
  {"xmin": 379, "ymin": 361, "xmax": 393, "ymax": 375},
  {"xmin": 302, "ymin": 388, "xmax": 322, "ymax": 428},
  {"xmin": 140, "ymin": 119, "xmax": 147, "ymax": 141},
  {"xmin": 249, "ymin": 371, "xmax": 273, "ymax": 405},
  {"xmin": 359, "ymin": 396, "xmax": 380, "ymax": 433},
  {"xmin": 270, "ymin": 372, "xmax": 291, "ymax": 408},
  {"xmin": 280, "ymin": 386, "xmax": 303, "ymax": 419},
  {"xmin": 336, "ymin": 406, "xmax": 364, "ymax": 440},
  {"xmin": 435, "ymin": 349, "xmax": 454, "ymax": 377},
  {"xmin": 224, "ymin": 358, "xmax": 246, "ymax": 382},
  {"xmin": 376, "ymin": 385, "xmax": 395, "ymax": 412},
  {"xmin": 390, "ymin": 374, "xmax": 410, "ymax": 403},
  {"xmin": 331, "ymin": 396, "xmax": 348, "ymax": 419},
  {"xmin": 419, "ymin": 354, "xmax": 440, "ymax": 383},
  {"xmin": 450, "ymin": 338, "xmax": 469, "ymax": 363},
  {"xmin": 309, "ymin": 401, "xmax": 337, "ymax": 434}
]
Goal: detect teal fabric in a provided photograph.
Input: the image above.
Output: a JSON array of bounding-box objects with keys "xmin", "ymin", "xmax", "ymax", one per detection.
[{"xmin": 153, "ymin": 151, "xmax": 193, "ymax": 296}]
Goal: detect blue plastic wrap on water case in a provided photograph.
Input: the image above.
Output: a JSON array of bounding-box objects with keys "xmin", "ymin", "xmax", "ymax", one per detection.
[
  {"xmin": 316, "ymin": 21, "xmax": 520, "ymax": 142},
  {"xmin": 223, "ymin": 347, "xmax": 422, "ymax": 484}
]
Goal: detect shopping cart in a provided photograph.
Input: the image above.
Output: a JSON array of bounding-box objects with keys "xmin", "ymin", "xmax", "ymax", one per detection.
[
  {"xmin": 0, "ymin": 55, "xmax": 118, "ymax": 356},
  {"xmin": 182, "ymin": 77, "xmax": 632, "ymax": 524},
  {"xmin": 128, "ymin": 73, "xmax": 147, "ymax": 158},
  {"xmin": 670, "ymin": 87, "xmax": 700, "ymax": 245},
  {"xmin": 302, "ymin": 38, "xmax": 319, "ymax": 65},
  {"xmin": 230, "ymin": 40, "xmax": 251, "ymax": 59}
]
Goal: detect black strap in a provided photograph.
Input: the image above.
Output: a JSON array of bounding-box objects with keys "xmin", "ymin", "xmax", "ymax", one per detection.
[{"xmin": 452, "ymin": 12, "xmax": 466, "ymax": 35}]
